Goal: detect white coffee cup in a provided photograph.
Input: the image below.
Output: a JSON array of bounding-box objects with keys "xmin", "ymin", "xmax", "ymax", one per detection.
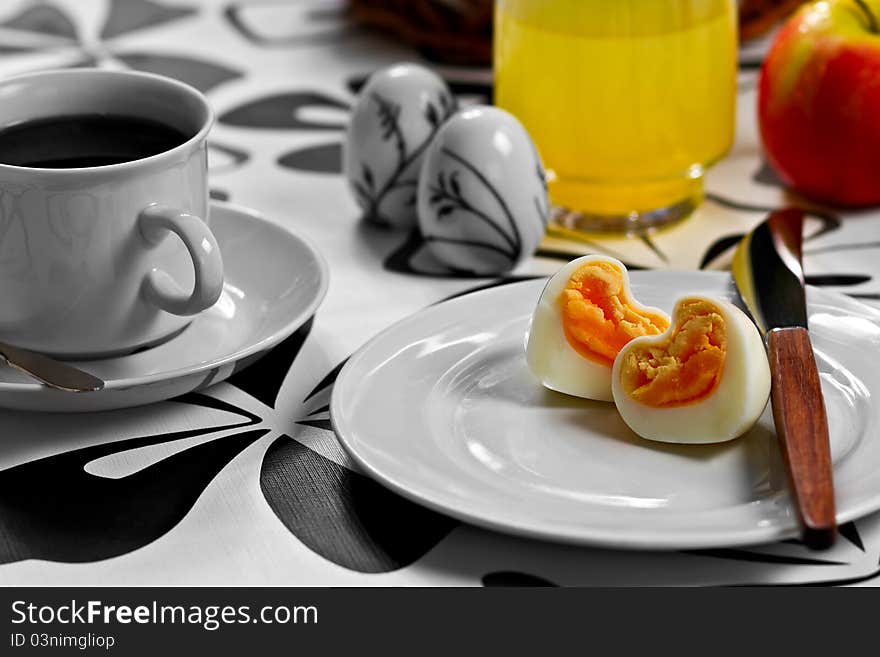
[{"xmin": 0, "ymin": 69, "xmax": 223, "ymax": 358}]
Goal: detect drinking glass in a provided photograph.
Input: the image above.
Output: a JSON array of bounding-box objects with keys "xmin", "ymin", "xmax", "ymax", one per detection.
[{"xmin": 494, "ymin": 0, "xmax": 738, "ymax": 233}]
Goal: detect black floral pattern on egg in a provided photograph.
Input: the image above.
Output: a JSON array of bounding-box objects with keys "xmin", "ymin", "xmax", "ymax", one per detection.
[
  {"xmin": 344, "ymin": 64, "xmax": 457, "ymax": 228},
  {"xmin": 416, "ymin": 107, "xmax": 547, "ymax": 275}
]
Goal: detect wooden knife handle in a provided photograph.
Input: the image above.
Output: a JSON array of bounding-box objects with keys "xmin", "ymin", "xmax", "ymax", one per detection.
[{"xmin": 767, "ymin": 327, "xmax": 836, "ymax": 549}]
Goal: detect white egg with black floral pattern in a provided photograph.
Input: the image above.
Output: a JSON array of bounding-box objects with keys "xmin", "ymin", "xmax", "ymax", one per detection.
[
  {"xmin": 416, "ymin": 106, "xmax": 548, "ymax": 274},
  {"xmin": 344, "ymin": 63, "xmax": 456, "ymax": 228}
]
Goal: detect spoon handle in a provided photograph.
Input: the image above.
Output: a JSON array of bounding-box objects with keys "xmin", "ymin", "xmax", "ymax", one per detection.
[{"xmin": 0, "ymin": 342, "xmax": 105, "ymax": 393}]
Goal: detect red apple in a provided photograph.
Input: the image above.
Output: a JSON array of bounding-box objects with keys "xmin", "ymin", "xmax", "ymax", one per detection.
[{"xmin": 758, "ymin": 0, "xmax": 880, "ymax": 206}]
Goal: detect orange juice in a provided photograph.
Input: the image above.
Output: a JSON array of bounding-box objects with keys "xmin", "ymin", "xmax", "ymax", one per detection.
[{"xmin": 494, "ymin": 0, "xmax": 737, "ymax": 231}]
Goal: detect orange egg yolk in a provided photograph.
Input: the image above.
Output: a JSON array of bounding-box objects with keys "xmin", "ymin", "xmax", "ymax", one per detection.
[
  {"xmin": 619, "ymin": 298, "xmax": 727, "ymax": 407},
  {"xmin": 560, "ymin": 261, "xmax": 669, "ymax": 367}
]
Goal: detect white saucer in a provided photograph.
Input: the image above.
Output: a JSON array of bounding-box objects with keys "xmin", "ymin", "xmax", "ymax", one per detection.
[
  {"xmin": 0, "ymin": 201, "xmax": 329, "ymax": 413},
  {"xmin": 332, "ymin": 272, "xmax": 880, "ymax": 550}
]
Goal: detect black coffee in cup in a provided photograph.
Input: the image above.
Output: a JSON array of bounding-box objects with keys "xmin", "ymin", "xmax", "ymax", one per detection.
[{"xmin": 0, "ymin": 114, "xmax": 189, "ymax": 168}]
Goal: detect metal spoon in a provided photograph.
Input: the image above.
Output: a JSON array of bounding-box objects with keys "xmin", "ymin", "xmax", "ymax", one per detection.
[{"xmin": 0, "ymin": 341, "xmax": 105, "ymax": 392}]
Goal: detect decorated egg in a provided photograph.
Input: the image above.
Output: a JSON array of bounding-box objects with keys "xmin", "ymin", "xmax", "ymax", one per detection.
[
  {"xmin": 417, "ymin": 105, "xmax": 548, "ymax": 274},
  {"xmin": 526, "ymin": 255, "xmax": 670, "ymax": 402},
  {"xmin": 344, "ymin": 63, "xmax": 456, "ymax": 228},
  {"xmin": 612, "ymin": 295, "xmax": 771, "ymax": 444}
]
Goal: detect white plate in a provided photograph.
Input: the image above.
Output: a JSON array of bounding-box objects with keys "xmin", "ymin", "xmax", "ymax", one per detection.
[
  {"xmin": 332, "ymin": 272, "xmax": 880, "ymax": 549},
  {"xmin": 0, "ymin": 201, "xmax": 329, "ymax": 412}
]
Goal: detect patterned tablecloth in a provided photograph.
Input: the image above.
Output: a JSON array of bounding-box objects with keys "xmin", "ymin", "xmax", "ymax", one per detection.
[{"xmin": 0, "ymin": 0, "xmax": 878, "ymax": 587}]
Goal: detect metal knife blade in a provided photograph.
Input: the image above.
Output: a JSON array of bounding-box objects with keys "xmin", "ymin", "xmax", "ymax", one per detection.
[
  {"xmin": 731, "ymin": 207, "xmax": 808, "ymax": 334},
  {"xmin": 0, "ymin": 341, "xmax": 105, "ymax": 392},
  {"xmin": 731, "ymin": 207, "xmax": 836, "ymax": 549}
]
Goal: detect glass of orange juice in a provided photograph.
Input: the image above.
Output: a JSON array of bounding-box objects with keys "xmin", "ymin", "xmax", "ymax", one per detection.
[{"xmin": 494, "ymin": 0, "xmax": 738, "ymax": 233}]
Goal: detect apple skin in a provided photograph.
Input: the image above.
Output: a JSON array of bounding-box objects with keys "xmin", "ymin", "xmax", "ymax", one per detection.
[{"xmin": 758, "ymin": 0, "xmax": 880, "ymax": 206}]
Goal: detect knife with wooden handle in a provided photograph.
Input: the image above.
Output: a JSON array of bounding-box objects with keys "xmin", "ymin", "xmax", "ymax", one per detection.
[{"xmin": 732, "ymin": 208, "xmax": 836, "ymax": 549}]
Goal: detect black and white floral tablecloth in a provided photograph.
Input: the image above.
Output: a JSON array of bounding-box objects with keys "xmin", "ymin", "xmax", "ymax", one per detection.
[{"xmin": 0, "ymin": 0, "xmax": 878, "ymax": 587}]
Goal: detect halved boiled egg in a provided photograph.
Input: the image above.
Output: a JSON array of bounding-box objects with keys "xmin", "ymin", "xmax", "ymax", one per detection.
[
  {"xmin": 526, "ymin": 255, "xmax": 670, "ymax": 401},
  {"xmin": 611, "ymin": 295, "xmax": 771, "ymax": 444}
]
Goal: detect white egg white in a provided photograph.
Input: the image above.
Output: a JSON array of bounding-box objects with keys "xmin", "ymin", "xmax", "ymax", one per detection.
[
  {"xmin": 525, "ymin": 255, "xmax": 669, "ymax": 402},
  {"xmin": 611, "ymin": 295, "xmax": 771, "ymax": 444}
]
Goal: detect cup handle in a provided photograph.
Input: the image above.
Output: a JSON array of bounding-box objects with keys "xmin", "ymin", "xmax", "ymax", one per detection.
[{"xmin": 138, "ymin": 203, "xmax": 224, "ymax": 316}]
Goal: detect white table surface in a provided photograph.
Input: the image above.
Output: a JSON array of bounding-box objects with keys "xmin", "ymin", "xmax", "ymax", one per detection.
[{"xmin": 0, "ymin": 0, "xmax": 877, "ymax": 586}]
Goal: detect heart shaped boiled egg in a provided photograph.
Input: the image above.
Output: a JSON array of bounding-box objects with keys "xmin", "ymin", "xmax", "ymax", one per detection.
[
  {"xmin": 526, "ymin": 255, "xmax": 670, "ymax": 401},
  {"xmin": 611, "ymin": 295, "xmax": 771, "ymax": 444}
]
